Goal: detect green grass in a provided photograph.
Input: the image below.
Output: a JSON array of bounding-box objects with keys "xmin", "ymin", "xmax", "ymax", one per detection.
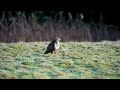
[{"xmin": 0, "ymin": 41, "xmax": 120, "ymax": 79}]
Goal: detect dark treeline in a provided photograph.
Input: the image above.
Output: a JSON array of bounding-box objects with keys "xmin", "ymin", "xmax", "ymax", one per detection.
[{"xmin": 0, "ymin": 11, "xmax": 120, "ymax": 42}]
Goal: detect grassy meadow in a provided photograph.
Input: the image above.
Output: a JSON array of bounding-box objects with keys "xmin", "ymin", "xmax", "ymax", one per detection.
[{"xmin": 0, "ymin": 41, "xmax": 120, "ymax": 79}]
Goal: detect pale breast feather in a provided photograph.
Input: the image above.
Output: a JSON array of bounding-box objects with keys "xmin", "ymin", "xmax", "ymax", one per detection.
[{"xmin": 54, "ymin": 43, "xmax": 59, "ymax": 50}]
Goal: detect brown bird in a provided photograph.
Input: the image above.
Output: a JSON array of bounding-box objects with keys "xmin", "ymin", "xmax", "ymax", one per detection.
[{"xmin": 44, "ymin": 37, "xmax": 61, "ymax": 54}]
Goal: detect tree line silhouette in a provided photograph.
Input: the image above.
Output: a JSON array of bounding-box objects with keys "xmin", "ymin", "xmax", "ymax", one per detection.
[{"xmin": 0, "ymin": 11, "xmax": 120, "ymax": 42}]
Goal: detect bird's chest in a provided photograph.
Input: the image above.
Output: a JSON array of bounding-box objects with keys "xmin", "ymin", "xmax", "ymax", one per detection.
[{"xmin": 54, "ymin": 42, "xmax": 60, "ymax": 50}]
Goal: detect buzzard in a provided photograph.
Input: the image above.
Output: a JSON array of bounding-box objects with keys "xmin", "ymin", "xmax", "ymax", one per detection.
[{"xmin": 44, "ymin": 37, "xmax": 61, "ymax": 54}]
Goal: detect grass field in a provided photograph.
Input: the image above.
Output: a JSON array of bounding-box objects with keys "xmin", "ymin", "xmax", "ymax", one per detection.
[{"xmin": 0, "ymin": 41, "xmax": 120, "ymax": 79}]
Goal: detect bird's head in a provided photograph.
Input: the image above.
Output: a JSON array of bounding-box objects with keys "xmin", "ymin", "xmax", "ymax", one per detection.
[{"xmin": 56, "ymin": 37, "xmax": 61, "ymax": 41}]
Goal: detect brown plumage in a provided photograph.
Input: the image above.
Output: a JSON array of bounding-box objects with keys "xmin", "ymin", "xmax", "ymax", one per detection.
[{"xmin": 44, "ymin": 37, "xmax": 61, "ymax": 54}]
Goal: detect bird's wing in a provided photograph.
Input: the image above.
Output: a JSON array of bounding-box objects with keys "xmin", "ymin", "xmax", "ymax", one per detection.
[
  {"xmin": 45, "ymin": 41, "xmax": 55, "ymax": 53},
  {"xmin": 47, "ymin": 41, "xmax": 55, "ymax": 50}
]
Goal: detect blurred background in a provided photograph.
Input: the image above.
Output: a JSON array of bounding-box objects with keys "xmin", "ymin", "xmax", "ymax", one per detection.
[{"xmin": 0, "ymin": 10, "xmax": 120, "ymax": 42}]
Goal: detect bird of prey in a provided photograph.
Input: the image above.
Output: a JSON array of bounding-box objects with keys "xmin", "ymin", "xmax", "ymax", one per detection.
[{"xmin": 44, "ymin": 37, "xmax": 61, "ymax": 54}]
